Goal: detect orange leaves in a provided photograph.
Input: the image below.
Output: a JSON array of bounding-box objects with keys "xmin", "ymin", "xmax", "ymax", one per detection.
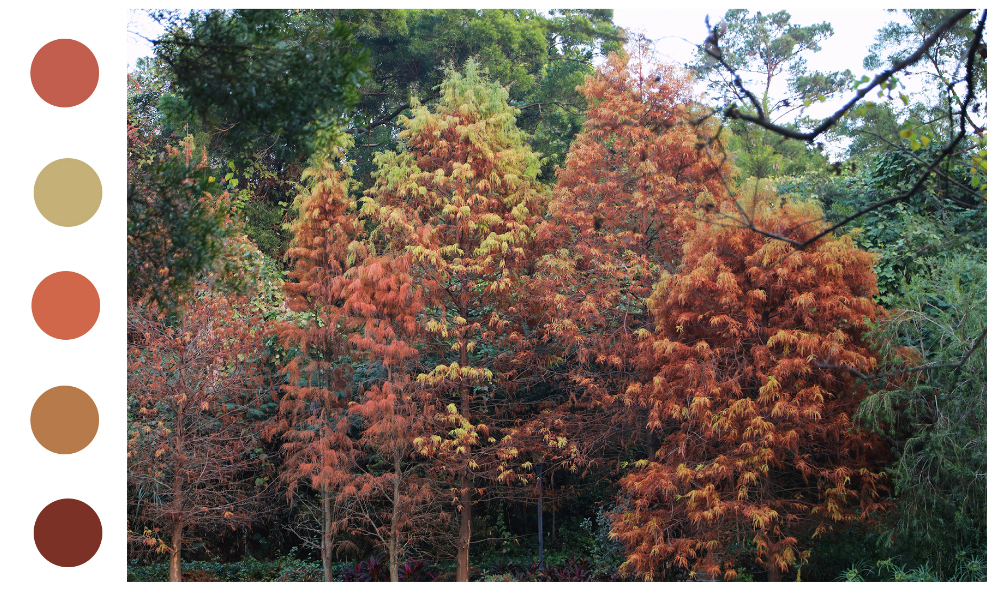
[{"xmin": 612, "ymin": 189, "xmax": 890, "ymax": 580}]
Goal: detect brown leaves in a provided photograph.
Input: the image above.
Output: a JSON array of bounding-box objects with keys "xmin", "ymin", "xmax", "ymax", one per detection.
[
  {"xmin": 612, "ymin": 192, "xmax": 890, "ymax": 580},
  {"xmin": 127, "ymin": 285, "xmax": 267, "ymax": 560}
]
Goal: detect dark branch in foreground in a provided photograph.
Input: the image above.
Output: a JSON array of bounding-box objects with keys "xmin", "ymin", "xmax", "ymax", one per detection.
[
  {"xmin": 699, "ymin": 9, "xmax": 986, "ymax": 250},
  {"xmin": 708, "ymin": 9, "xmax": 973, "ymax": 143}
]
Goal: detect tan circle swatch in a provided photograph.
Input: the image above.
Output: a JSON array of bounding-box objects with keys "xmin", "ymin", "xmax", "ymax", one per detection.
[
  {"xmin": 31, "ymin": 386, "xmax": 99, "ymax": 454},
  {"xmin": 35, "ymin": 159, "xmax": 102, "ymax": 227}
]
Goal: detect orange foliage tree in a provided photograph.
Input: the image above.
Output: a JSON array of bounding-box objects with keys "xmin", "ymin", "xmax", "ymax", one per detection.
[
  {"xmin": 336, "ymin": 251, "xmax": 450, "ymax": 581},
  {"xmin": 538, "ymin": 40, "xmax": 729, "ymax": 399},
  {"xmin": 361, "ymin": 59, "xmax": 550, "ymax": 581},
  {"xmin": 127, "ymin": 285, "xmax": 267, "ymax": 582},
  {"xmin": 265, "ymin": 148, "xmax": 367, "ymax": 581},
  {"xmin": 532, "ymin": 40, "xmax": 731, "ymax": 472},
  {"xmin": 613, "ymin": 187, "xmax": 890, "ymax": 581}
]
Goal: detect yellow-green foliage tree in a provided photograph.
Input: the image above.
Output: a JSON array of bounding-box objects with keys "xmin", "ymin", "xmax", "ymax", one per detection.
[
  {"xmin": 613, "ymin": 186, "xmax": 891, "ymax": 581},
  {"xmin": 361, "ymin": 59, "xmax": 550, "ymax": 582}
]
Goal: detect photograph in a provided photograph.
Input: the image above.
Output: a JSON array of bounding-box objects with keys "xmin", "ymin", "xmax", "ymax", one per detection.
[{"xmin": 123, "ymin": 7, "xmax": 987, "ymax": 582}]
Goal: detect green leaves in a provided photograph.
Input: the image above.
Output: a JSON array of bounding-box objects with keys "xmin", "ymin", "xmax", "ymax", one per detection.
[{"xmin": 154, "ymin": 9, "xmax": 369, "ymax": 159}]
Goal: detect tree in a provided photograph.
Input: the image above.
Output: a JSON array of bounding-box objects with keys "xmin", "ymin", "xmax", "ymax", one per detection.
[
  {"xmin": 612, "ymin": 186, "xmax": 890, "ymax": 581},
  {"xmin": 149, "ymin": 9, "xmax": 368, "ymax": 161},
  {"xmin": 688, "ymin": 10, "xmax": 845, "ymax": 181},
  {"xmin": 534, "ymin": 40, "xmax": 730, "ymax": 457},
  {"xmin": 361, "ymin": 59, "xmax": 550, "ymax": 581},
  {"xmin": 265, "ymin": 146, "xmax": 367, "ymax": 581},
  {"xmin": 863, "ymin": 10, "xmax": 986, "ymax": 139},
  {"xmin": 691, "ymin": 9, "xmax": 985, "ymax": 250},
  {"xmin": 127, "ymin": 285, "xmax": 268, "ymax": 582},
  {"xmin": 692, "ymin": 10, "xmax": 852, "ymax": 123},
  {"xmin": 127, "ymin": 128, "xmax": 233, "ymax": 312},
  {"xmin": 139, "ymin": 9, "xmax": 621, "ymax": 264},
  {"xmin": 338, "ymin": 252, "xmax": 447, "ymax": 580},
  {"xmin": 856, "ymin": 253, "xmax": 986, "ymax": 577},
  {"xmin": 333, "ymin": 8, "xmax": 622, "ymax": 183},
  {"xmin": 825, "ymin": 148, "xmax": 986, "ymax": 306}
]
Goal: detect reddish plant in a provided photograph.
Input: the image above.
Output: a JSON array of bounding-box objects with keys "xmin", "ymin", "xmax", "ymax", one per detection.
[
  {"xmin": 266, "ymin": 148, "xmax": 367, "ymax": 581},
  {"xmin": 362, "ymin": 59, "xmax": 550, "ymax": 581},
  {"xmin": 613, "ymin": 188, "xmax": 890, "ymax": 581},
  {"xmin": 536, "ymin": 41, "xmax": 730, "ymax": 397},
  {"xmin": 338, "ymin": 251, "xmax": 449, "ymax": 581},
  {"xmin": 127, "ymin": 286, "xmax": 267, "ymax": 582}
]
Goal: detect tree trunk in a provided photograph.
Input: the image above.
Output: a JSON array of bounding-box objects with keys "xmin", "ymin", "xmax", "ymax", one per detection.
[
  {"xmin": 168, "ymin": 466, "xmax": 185, "ymax": 583},
  {"xmin": 768, "ymin": 564, "xmax": 782, "ymax": 582},
  {"xmin": 390, "ymin": 455, "xmax": 401, "ymax": 582},
  {"xmin": 536, "ymin": 463, "xmax": 544, "ymax": 569},
  {"xmin": 322, "ymin": 484, "xmax": 334, "ymax": 582},
  {"xmin": 168, "ymin": 521, "xmax": 183, "ymax": 582},
  {"xmin": 456, "ymin": 474, "xmax": 472, "ymax": 582},
  {"xmin": 456, "ymin": 336, "xmax": 473, "ymax": 582}
]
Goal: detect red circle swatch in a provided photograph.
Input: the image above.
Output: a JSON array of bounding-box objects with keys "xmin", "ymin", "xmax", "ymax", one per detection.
[
  {"xmin": 32, "ymin": 271, "xmax": 100, "ymax": 340},
  {"xmin": 31, "ymin": 39, "xmax": 99, "ymax": 107},
  {"xmin": 35, "ymin": 499, "xmax": 102, "ymax": 567}
]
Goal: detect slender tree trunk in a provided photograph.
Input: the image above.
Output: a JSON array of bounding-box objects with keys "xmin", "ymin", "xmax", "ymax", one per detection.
[
  {"xmin": 168, "ymin": 520, "xmax": 183, "ymax": 582},
  {"xmin": 536, "ymin": 463, "xmax": 544, "ymax": 569},
  {"xmin": 390, "ymin": 455, "xmax": 401, "ymax": 583},
  {"xmin": 456, "ymin": 473, "xmax": 472, "ymax": 582},
  {"xmin": 168, "ymin": 459, "xmax": 185, "ymax": 583},
  {"xmin": 768, "ymin": 564, "xmax": 782, "ymax": 582},
  {"xmin": 456, "ymin": 338, "xmax": 472, "ymax": 582},
  {"xmin": 322, "ymin": 484, "xmax": 334, "ymax": 582}
]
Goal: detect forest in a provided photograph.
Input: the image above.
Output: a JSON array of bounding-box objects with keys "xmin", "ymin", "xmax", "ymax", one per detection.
[{"xmin": 126, "ymin": 9, "xmax": 987, "ymax": 582}]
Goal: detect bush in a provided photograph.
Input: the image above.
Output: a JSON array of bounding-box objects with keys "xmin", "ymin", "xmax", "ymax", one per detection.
[{"xmin": 840, "ymin": 549, "xmax": 987, "ymax": 582}]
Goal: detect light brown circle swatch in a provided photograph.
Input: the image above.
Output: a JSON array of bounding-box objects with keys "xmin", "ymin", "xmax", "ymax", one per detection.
[
  {"xmin": 31, "ymin": 39, "xmax": 99, "ymax": 107},
  {"xmin": 32, "ymin": 271, "xmax": 100, "ymax": 340},
  {"xmin": 31, "ymin": 386, "xmax": 98, "ymax": 454},
  {"xmin": 35, "ymin": 159, "xmax": 102, "ymax": 227}
]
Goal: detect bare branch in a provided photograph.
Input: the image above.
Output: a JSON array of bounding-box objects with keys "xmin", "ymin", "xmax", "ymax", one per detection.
[{"xmin": 712, "ymin": 9, "xmax": 974, "ymax": 142}]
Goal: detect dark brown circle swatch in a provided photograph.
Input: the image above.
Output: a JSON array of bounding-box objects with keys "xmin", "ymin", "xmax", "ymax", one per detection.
[
  {"xmin": 35, "ymin": 159, "xmax": 102, "ymax": 227},
  {"xmin": 31, "ymin": 386, "xmax": 99, "ymax": 454},
  {"xmin": 35, "ymin": 499, "xmax": 102, "ymax": 567},
  {"xmin": 32, "ymin": 271, "xmax": 100, "ymax": 340},
  {"xmin": 31, "ymin": 39, "xmax": 99, "ymax": 107}
]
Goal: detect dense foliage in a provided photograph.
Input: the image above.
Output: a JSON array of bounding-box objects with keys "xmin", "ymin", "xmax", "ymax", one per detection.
[{"xmin": 127, "ymin": 8, "xmax": 986, "ymax": 582}]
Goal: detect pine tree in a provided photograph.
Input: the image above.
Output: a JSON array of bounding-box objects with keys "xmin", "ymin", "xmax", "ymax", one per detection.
[
  {"xmin": 537, "ymin": 41, "xmax": 730, "ymax": 404},
  {"xmin": 338, "ymin": 251, "xmax": 446, "ymax": 581},
  {"xmin": 532, "ymin": 41, "xmax": 732, "ymax": 482}
]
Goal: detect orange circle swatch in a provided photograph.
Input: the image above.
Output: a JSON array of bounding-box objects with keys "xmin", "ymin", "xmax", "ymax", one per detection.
[
  {"xmin": 32, "ymin": 271, "xmax": 100, "ymax": 340},
  {"xmin": 32, "ymin": 386, "xmax": 99, "ymax": 454},
  {"xmin": 31, "ymin": 39, "xmax": 99, "ymax": 107},
  {"xmin": 35, "ymin": 499, "xmax": 102, "ymax": 567}
]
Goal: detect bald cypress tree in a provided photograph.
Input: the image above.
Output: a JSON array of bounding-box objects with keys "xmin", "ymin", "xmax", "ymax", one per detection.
[{"xmin": 362, "ymin": 59, "xmax": 550, "ymax": 581}]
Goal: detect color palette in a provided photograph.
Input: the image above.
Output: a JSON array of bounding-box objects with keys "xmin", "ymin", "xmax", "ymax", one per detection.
[
  {"xmin": 32, "ymin": 271, "xmax": 101, "ymax": 340},
  {"xmin": 34, "ymin": 499, "xmax": 103, "ymax": 567},
  {"xmin": 30, "ymin": 39, "xmax": 99, "ymax": 108},
  {"xmin": 31, "ymin": 386, "xmax": 99, "ymax": 454},
  {"xmin": 26, "ymin": 33, "xmax": 104, "ymax": 573},
  {"xmin": 35, "ymin": 158, "xmax": 102, "ymax": 227}
]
